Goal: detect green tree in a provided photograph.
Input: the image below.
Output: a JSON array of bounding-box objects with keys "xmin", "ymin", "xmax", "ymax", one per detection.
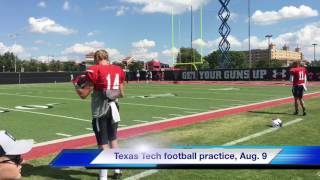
[
  {"xmin": 0, "ymin": 52, "xmax": 20, "ymax": 72},
  {"xmin": 49, "ymin": 60, "xmax": 64, "ymax": 71},
  {"xmin": 112, "ymin": 61, "xmax": 125, "ymax": 69},
  {"xmin": 204, "ymin": 51, "xmax": 248, "ymax": 69},
  {"xmin": 128, "ymin": 61, "xmax": 144, "ymax": 71},
  {"xmin": 62, "ymin": 61, "xmax": 80, "ymax": 71},
  {"xmin": 310, "ymin": 60, "xmax": 320, "ymax": 67},
  {"xmin": 253, "ymin": 59, "xmax": 284, "ymax": 68},
  {"xmin": 176, "ymin": 47, "xmax": 201, "ymax": 70}
]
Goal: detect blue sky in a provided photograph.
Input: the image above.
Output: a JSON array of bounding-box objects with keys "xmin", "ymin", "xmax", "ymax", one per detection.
[{"xmin": 0, "ymin": 0, "xmax": 319, "ymax": 65}]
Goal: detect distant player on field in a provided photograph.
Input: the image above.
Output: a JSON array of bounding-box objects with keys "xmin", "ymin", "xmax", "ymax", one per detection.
[
  {"xmin": 73, "ymin": 50, "xmax": 125, "ymax": 180},
  {"xmin": 289, "ymin": 61, "xmax": 307, "ymax": 116}
]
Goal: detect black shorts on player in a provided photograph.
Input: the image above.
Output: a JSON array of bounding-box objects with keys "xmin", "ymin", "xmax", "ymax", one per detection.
[
  {"xmin": 292, "ymin": 85, "xmax": 304, "ymax": 99},
  {"xmin": 92, "ymin": 105, "xmax": 119, "ymax": 145}
]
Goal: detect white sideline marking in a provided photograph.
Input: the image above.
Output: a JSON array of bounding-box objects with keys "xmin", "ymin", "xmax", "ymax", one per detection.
[
  {"xmin": 152, "ymin": 117, "xmax": 167, "ymax": 120},
  {"xmin": 184, "ymin": 111, "xmax": 199, "ymax": 114},
  {"xmin": 0, "ymin": 106, "xmax": 91, "ymax": 122},
  {"xmin": 223, "ymin": 118, "xmax": 303, "ymax": 146},
  {"xmin": 124, "ymin": 118, "xmax": 304, "ymax": 180},
  {"xmin": 133, "ymin": 120, "xmax": 149, "ymax": 123},
  {"xmin": 124, "ymin": 170, "xmax": 159, "ymax": 180},
  {"xmin": 85, "ymin": 128, "xmax": 92, "ymax": 131},
  {"xmin": 0, "ymin": 92, "xmax": 204, "ymax": 111},
  {"xmin": 208, "ymin": 87, "xmax": 240, "ymax": 91},
  {"xmin": 32, "ymin": 91, "xmax": 319, "ymax": 147},
  {"xmin": 169, "ymin": 114, "xmax": 183, "ymax": 117},
  {"xmin": 56, "ymin": 133, "xmax": 72, "ymax": 137},
  {"xmin": 118, "ymin": 124, "xmax": 127, "ymax": 127}
]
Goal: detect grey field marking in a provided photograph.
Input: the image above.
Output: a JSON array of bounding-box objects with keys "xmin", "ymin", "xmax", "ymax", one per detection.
[{"xmin": 124, "ymin": 118, "xmax": 304, "ymax": 180}]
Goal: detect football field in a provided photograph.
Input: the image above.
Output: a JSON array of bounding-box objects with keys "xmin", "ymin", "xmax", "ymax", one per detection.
[{"xmin": 1, "ymin": 82, "xmax": 320, "ymax": 179}]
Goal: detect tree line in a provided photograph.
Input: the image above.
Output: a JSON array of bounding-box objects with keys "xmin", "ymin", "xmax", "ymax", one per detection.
[
  {"xmin": 1, "ymin": 49, "xmax": 319, "ymax": 72},
  {"xmin": 0, "ymin": 52, "xmax": 83, "ymax": 72}
]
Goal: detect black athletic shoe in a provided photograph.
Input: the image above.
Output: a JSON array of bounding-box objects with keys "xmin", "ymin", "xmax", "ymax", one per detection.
[
  {"xmin": 111, "ymin": 173, "xmax": 122, "ymax": 180},
  {"xmin": 303, "ymin": 111, "xmax": 306, "ymax": 116},
  {"xmin": 294, "ymin": 111, "xmax": 298, "ymax": 115}
]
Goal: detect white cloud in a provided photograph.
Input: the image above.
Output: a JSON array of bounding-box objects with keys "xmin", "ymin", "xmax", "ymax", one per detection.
[
  {"xmin": 100, "ymin": 5, "xmax": 130, "ymax": 16},
  {"xmin": 192, "ymin": 38, "xmax": 208, "ymax": 47},
  {"xmin": 132, "ymin": 39, "xmax": 156, "ymax": 49},
  {"xmin": 252, "ymin": 5, "xmax": 318, "ymax": 25},
  {"xmin": 162, "ymin": 47, "xmax": 179, "ymax": 56},
  {"xmin": 116, "ymin": 6, "xmax": 130, "ymax": 16},
  {"xmin": 63, "ymin": 41, "xmax": 105, "ymax": 55},
  {"xmin": 131, "ymin": 39, "xmax": 158, "ymax": 60},
  {"xmin": 62, "ymin": 41, "xmax": 123, "ymax": 61},
  {"xmin": 29, "ymin": 17, "xmax": 76, "ymax": 35},
  {"xmin": 63, "ymin": 1, "xmax": 70, "ymax": 11},
  {"xmin": 36, "ymin": 55, "xmax": 69, "ymax": 62},
  {"xmin": 207, "ymin": 35, "xmax": 242, "ymax": 50},
  {"xmin": 0, "ymin": 42, "xmax": 26, "ymax": 55},
  {"xmin": 37, "ymin": 1, "xmax": 46, "ymax": 8},
  {"xmin": 100, "ymin": 5, "xmax": 117, "ymax": 11},
  {"xmin": 0, "ymin": 42, "xmax": 31, "ymax": 59},
  {"xmin": 124, "ymin": 0, "xmax": 209, "ymax": 15},
  {"xmin": 87, "ymin": 31, "xmax": 97, "ymax": 36},
  {"xmin": 34, "ymin": 40, "xmax": 45, "ymax": 45},
  {"xmin": 217, "ymin": 12, "xmax": 239, "ymax": 22},
  {"xmin": 205, "ymin": 22, "xmax": 320, "ymax": 60}
]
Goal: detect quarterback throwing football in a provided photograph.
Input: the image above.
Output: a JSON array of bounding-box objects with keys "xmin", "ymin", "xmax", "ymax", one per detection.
[
  {"xmin": 73, "ymin": 49, "xmax": 125, "ymax": 180},
  {"xmin": 289, "ymin": 61, "xmax": 307, "ymax": 116}
]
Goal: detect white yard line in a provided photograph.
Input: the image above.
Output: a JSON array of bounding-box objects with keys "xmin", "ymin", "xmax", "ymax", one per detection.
[
  {"xmin": 184, "ymin": 111, "xmax": 200, "ymax": 114},
  {"xmin": 133, "ymin": 120, "xmax": 149, "ymax": 123},
  {"xmin": 0, "ymin": 106, "xmax": 91, "ymax": 122},
  {"xmin": 124, "ymin": 118, "xmax": 304, "ymax": 180},
  {"xmin": 169, "ymin": 114, "xmax": 183, "ymax": 117},
  {"xmin": 152, "ymin": 117, "xmax": 167, "ymax": 120},
  {"xmin": 0, "ymin": 92, "xmax": 205, "ymax": 111},
  {"xmin": 85, "ymin": 128, "xmax": 92, "ymax": 131},
  {"xmin": 56, "ymin": 133, "xmax": 72, "ymax": 137}
]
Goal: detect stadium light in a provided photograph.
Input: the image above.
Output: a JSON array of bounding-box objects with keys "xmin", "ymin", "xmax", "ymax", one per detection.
[
  {"xmin": 265, "ymin": 34, "xmax": 272, "ymax": 47},
  {"xmin": 312, "ymin": 43, "xmax": 318, "ymax": 61}
]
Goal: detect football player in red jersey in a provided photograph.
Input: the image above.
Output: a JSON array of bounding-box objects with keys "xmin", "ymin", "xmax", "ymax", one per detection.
[
  {"xmin": 290, "ymin": 61, "xmax": 307, "ymax": 116},
  {"xmin": 74, "ymin": 50, "xmax": 125, "ymax": 180}
]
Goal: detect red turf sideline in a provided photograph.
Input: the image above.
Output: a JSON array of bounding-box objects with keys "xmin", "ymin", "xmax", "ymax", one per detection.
[{"xmin": 23, "ymin": 92, "xmax": 320, "ymax": 160}]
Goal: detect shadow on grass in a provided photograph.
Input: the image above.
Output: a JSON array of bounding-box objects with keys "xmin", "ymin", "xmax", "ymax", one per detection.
[
  {"xmin": 22, "ymin": 163, "xmax": 97, "ymax": 180},
  {"xmin": 248, "ymin": 110, "xmax": 293, "ymax": 115}
]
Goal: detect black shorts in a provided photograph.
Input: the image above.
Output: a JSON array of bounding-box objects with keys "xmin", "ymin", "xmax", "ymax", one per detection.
[
  {"xmin": 92, "ymin": 107, "xmax": 119, "ymax": 145},
  {"xmin": 292, "ymin": 85, "xmax": 304, "ymax": 99}
]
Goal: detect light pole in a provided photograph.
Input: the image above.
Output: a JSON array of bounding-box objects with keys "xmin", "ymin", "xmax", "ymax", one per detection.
[
  {"xmin": 2, "ymin": 65, "xmax": 5, "ymax": 72},
  {"xmin": 265, "ymin": 34, "xmax": 272, "ymax": 47},
  {"xmin": 9, "ymin": 33, "xmax": 19, "ymax": 72},
  {"xmin": 248, "ymin": 0, "xmax": 251, "ymax": 68},
  {"xmin": 312, "ymin": 43, "xmax": 318, "ymax": 61}
]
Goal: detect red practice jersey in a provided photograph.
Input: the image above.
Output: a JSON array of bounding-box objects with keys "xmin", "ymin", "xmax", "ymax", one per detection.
[
  {"xmin": 86, "ymin": 64, "xmax": 125, "ymax": 91},
  {"xmin": 290, "ymin": 67, "xmax": 307, "ymax": 86}
]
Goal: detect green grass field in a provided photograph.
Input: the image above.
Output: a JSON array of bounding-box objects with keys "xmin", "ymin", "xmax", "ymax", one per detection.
[{"xmin": 1, "ymin": 82, "xmax": 320, "ymax": 179}]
